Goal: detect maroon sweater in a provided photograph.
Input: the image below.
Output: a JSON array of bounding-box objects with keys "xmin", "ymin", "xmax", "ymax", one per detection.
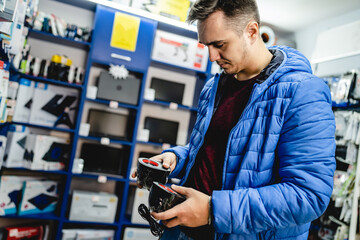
[{"xmin": 181, "ymin": 74, "xmax": 257, "ymax": 239}]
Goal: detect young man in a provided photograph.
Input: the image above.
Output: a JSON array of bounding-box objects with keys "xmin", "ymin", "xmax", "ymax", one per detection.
[{"xmin": 133, "ymin": 0, "xmax": 336, "ymax": 239}]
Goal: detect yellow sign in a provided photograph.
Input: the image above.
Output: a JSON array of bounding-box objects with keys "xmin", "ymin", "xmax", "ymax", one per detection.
[{"xmin": 110, "ymin": 12, "xmax": 140, "ymax": 52}]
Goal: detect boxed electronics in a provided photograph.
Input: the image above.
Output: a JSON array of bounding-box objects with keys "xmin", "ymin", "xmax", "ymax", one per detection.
[
  {"xmin": 80, "ymin": 142, "xmax": 128, "ymax": 177},
  {"xmin": 131, "ymin": 188, "xmax": 149, "ymax": 224},
  {"xmin": 3, "ymin": 225, "xmax": 49, "ymax": 240},
  {"xmin": 96, "ymin": 70, "xmax": 141, "ymax": 105},
  {"xmin": 145, "ymin": 66, "xmax": 196, "ymax": 107},
  {"xmin": 123, "ymin": 227, "xmax": 157, "ymax": 240},
  {"xmin": 12, "ymin": 78, "xmax": 35, "ymax": 123},
  {"xmin": 29, "ymin": 82, "xmax": 78, "ymax": 129},
  {"xmin": 2, "ymin": 125, "xmax": 28, "ymax": 168},
  {"xmin": 87, "ymin": 108, "xmax": 130, "ymax": 141},
  {"xmin": 62, "ymin": 229, "xmax": 115, "ymax": 240},
  {"xmin": 0, "ymin": 176, "xmax": 39, "ymax": 215},
  {"xmin": 23, "ymin": 134, "xmax": 70, "ymax": 170},
  {"xmin": 69, "ymin": 190, "xmax": 118, "ymax": 223},
  {"xmin": 18, "ymin": 180, "xmax": 59, "ymax": 215}
]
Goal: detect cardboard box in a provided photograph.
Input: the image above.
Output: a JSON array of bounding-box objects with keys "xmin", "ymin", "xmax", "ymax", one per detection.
[
  {"xmin": 23, "ymin": 134, "xmax": 70, "ymax": 171},
  {"xmin": 18, "ymin": 180, "xmax": 59, "ymax": 215},
  {"xmin": 29, "ymin": 82, "xmax": 78, "ymax": 129},
  {"xmin": 131, "ymin": 188, "xmax": 149, "ymax": 224},
  {"xmin": 12, "ymin": 78, "xmax": 34, "ymax": 123},
  {"xmin": 3, "ymin": 125, "xmax": 27, "ymax": 168},
  {"xmin": 0, "ymin": 176, "xmax": 39, "ymax": 215},
  {"xmin": 123, "ymin": 227, "xmax": 157, "ymax": 240},
  {"xmin": 69, "ymin": 190, "xmax": 118, "ymax": 223}
]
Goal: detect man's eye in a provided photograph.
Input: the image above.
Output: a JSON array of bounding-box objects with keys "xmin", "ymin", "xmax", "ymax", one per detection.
[{"xmin": 215, "ymin": 43, "xmax": 224, "ymax": 48}]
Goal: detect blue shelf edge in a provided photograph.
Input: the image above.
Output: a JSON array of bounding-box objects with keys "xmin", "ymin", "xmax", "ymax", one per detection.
[
  {"xmin": 86, "ymin": 98, "xmax": 139, "ymax": 110},
  {"xmin": 63, "ymin": 219, "xmax": 119, "ymax": 227},
  {"xmin": 151, "ymin": 59, "xmax": 209, "ymax": 75},
  {"xmin": 28, "ymin": 28, "xmax": 91, "ymax": 49},
  {"xmin": 17, "ymin": 72, "xmax": 83, "ymax": 89},
  {"xmin": 72, "ymin": 173, "xmax": 127, "ymax": 182},
  {"xmin": 144, "ymin": 99, "xmax": 197, "ymax": 112},
  {"xmin": 2, "ymin": 167, "xmax": 68, "ymax": 175},
  {"xmin": 332, "ymin": 101, "xmax": 360, "ymax": 108},
  {"xmin": 11, "ymin": 121, "xmax": 76, "ymax": 133},
  {"xmin": 0, "ymin": 212, "xmax": 60, "ymax": 220},
  {"xmin": 79, "ymin": 135, "xmax": 133, "ymax": 146}
]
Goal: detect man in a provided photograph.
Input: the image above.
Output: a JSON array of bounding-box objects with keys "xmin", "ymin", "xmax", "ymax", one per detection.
[{"xmin": 133, "ymin": 0, "xmax": 336, "ymax": 239}]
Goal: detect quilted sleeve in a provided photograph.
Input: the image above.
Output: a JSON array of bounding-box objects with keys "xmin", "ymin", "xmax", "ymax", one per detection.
[{"xmin": 212, "ymin": 77, "xmax": 336, "ymax": 234}]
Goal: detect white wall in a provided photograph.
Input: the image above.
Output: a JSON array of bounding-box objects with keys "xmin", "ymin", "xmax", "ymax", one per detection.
[{"xmin": 295, "ymin": 8, "xmax": 360, "ymax": 77}]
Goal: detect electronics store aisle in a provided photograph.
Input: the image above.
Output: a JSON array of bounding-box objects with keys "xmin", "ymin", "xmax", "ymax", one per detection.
[{"xmin": 0, "ymin": 0, "xmax": 359, "ymax": 240}]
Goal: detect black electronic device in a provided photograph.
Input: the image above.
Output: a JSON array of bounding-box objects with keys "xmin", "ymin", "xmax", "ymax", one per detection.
[
  {"xmin": 137, "ymin": 158, "xmax": 171, "ymax": 190},
  {"xmin": 87, "ymin": 109, "xmax": 129, "ymax": 140},
  {"xmin": 139, "ymin": 151, "xmax": 159, "ymax": 159},
  {"xmin": 41, "ymin": 95, "xmax": 77, "ymax": 117},
  {"xmin": 80, "ymin": 142, "xmax": 126, "ymax": 176},
  {"xmin": 150, "ymin": 77, "xmax": 185, "ymax": 105},
  {"xmin": 144, "ymin": 117, "xmax": 179, "ymax": 145}
]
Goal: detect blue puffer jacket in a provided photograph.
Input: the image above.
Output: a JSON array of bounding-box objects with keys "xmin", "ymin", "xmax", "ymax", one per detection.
[{"xmin": 163, "ymin": 46, "xmax": 336, "ymax": 239}]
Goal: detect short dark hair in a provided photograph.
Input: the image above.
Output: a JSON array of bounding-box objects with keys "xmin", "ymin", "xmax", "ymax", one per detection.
[{"xmin": 187, "ymin": 0, "xmax": 260, "ymax": 31}]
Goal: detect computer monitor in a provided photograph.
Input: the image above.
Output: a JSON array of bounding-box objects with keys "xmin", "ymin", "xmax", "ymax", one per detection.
[
  {"xmin": 144, "ymin": 117, "xmax": 179, "ymax": 145},
  {"xmin": 87, "ymin": 109, "xmax": 128, "ymax": 140},
  {"xmin": 150, "ymin": 77, "xmax": 185, "ymax": 105}
]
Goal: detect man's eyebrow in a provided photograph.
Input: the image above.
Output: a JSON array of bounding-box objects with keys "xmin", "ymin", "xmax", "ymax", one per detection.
[{"xmin": 199, "ymin": 40, "xmax": 224, "ymax": 46}]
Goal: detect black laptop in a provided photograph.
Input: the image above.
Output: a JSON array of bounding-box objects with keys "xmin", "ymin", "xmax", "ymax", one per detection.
[
  {"xmin": 87, "ymin": 109, "xmax": 129, "ymax": 140},
  {"xmin": 150, "ymin": 77, "xmax": 185, "ymax": 105},
  {"xmin": 144, "ymin": 117, "xmax": 179, "ymax": 145},
  {"xmin": 80, "ymin": 142, "xmax": 127, "ymax": 176}
]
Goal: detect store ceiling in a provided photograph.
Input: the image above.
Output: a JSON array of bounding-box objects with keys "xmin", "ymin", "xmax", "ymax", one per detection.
[{"xmin": 257, "ymin": 0, "xmax": 360, "ymax": 32}]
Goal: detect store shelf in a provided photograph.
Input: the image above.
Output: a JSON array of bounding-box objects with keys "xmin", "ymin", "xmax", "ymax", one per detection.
[
  {"xmin": 0, "ymin": 212, "xmax": 60, "ymax": 220},
  {"xmin": 79, "ymin": 135, "xmax": 133, "ymax": 146},
  {"xmin": 151, "ymin": 59, "xmax": 209, "ymax": 75},
  {"xmin": 332, "ymin": 101, "xmax": 360, "ymax": 108},
  {"xmin": 63, "ymin": 219, "xmax": 119, "ymax": 227},
  {"xmin": 1, "ymin": 167, "xmax": 68, "ymax": 175},
  {"xmin": 28, "ymin": 28, "xmax": 91, "ymax": 50},
  {"xmin": 11, "ymin": 121, "xmax": 76, "ymax": 133},
  {"xmin": 72, "ymin": 172, "xmax": 127, "ymax": 182},
  {"xmin": 144, "ymin": 99, "xmax": 198, "ymax": 112},
  {"xmin": 91, "ymin": 59, "xmax": 147, "ymax": 74},
  {"xmin": 14, "ymin": 72, "xmax": 83, "ymax": 89},
  {"xmin": 86, "ymin": 98, "xmax": 139, "ymax": 110}
]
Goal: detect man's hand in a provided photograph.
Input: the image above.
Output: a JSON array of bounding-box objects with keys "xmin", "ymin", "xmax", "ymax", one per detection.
[
  {"xmin": 151, "ymin": 185, "xmax": 210, "ymax": 228},
  {"xmin": 131, "ymin": 152, "xmax": 177, "ymax": 187}
]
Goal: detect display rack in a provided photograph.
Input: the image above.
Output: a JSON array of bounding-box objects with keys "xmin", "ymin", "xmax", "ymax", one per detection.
[{"xmin": 0, "ymin": 2, "xmax": 213, "ymax": 239}]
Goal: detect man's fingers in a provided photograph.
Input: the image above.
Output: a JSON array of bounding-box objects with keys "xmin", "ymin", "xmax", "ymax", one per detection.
[
  {"xmin": 171, "ymin": 185, "xmax": 190, "ymax": 196},
  {"xmin": 162, "ymin": 217, "xmax": 182, "ymax": 228},
  {"xmin": 151, "ymin": 206, "xmax": 179, "ymax": 221}
]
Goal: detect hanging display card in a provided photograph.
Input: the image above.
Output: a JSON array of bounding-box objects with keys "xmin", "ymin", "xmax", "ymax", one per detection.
[{"xmin": 110, "ymin": 12, "xmax": 140, "ymax": 52}]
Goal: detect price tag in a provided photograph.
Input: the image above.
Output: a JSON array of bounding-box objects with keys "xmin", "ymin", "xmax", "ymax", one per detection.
[
  {"xmin": 100, "ymin": 137, "xmax": 110, "ymax": 145},
  {"xmin": 109, "ymin": 101, "xmax": 118, "ymax": 109},
  {"xmin": 169, "ymin": 102, "xmax": 178, "ymax": 110},
  {"xmin": 144, "ymin": 88, "xmax": 155, "ymax": 101},
  {"xmin": 162, "ymin": 143, "xmax": 171, "ymax": 150},
  {"xmin": 91, "ymin": 195, "xmax": 100, "ymax": 202},
  {"xmin": 15, "ymin": 125, "xmax": 23, "ymax": 132},
  {"xmin": 86, "ymin": 86, "xmax": 98, "ymax": 99},
  {"xmin": 137, "ymin": 129, "xmax": 149, "ymax": 142},
  {"xmin": 79, "ymin": 123, "xmax": 90, "ymax": 136},
  {"xmin": 98, "ymin": 175, "xmax": 107, "ymax": 183}
]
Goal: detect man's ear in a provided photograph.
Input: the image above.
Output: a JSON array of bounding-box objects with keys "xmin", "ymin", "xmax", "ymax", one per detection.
[{"xmin": 246, "ymin": 21, "xmax": 259, "ymax": 44}]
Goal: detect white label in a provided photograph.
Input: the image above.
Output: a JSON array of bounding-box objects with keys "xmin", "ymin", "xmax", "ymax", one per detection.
[
  {"xmin": 79, "ymin": 123, "xmax": 90, "ymax": 136},
  {"xmin": 98, "ymin": 175, "xmax": 107, "ymax": 183},
  {"xmin": 162, "ymin": 143, "xmax": 171, "ymax": 150},
  {"xmin": 137, "ymin": 129, "xmax": 150, "ymax": 142},
  {"xmin": 169, "ymin": 102, "xmax": 178, "ymax": 110},
  {"xmin": 86, "ymin": 86, "xmax": 98, "ymax": 99},
  {"xmin": 144, "ymin": 88, "xmax": 155, "ymax": 101},
  {"xmin": 72, "ymin": 158, "xmax": 84, "ymax": 174},
  {"xmin": 109, "ymin": 101, "xmax": 118, "ymax": 109},
  {"xmin": 100, "ymin": 137, "xmax": 110, "ymax": 145},
  {"xmin": 91, "ymin": 196, "xmax": 100, "ymax": 202}
]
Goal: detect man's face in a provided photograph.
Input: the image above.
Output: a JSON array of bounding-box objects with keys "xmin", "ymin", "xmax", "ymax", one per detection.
[{"xmin": 197, "ymin": 11, "xmax": 249, "ymax": 75}]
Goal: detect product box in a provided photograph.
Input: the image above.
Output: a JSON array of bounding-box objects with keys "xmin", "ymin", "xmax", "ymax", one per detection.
[
  {"xmin": 23, "ymin": 134, "xmax": 70, "ymax": 171},
  {"xmin": 18, "ymin": 180, "xmax": 59, "ymax": 215},
  {"xmin": 62, "ymin": 229, "xmax": 115, "ymax": 240},
  {"xmin": 0, "ymin": 176, "xmax": 39, "ymax": 215},
  {"xmin": 131, "ymin": 188, "xmax": 149, "ymax": 224},
  {"xmin": 12, "ymin": 78, "xmax": 34, "ymax": 123},
  {"xmin": 4, "ymin": 225, "xmax": 46, "ymax": 240},
  {"xmin": 29, "ymin": 82, "xmax": 79, "ymax": 129},
  {"xmin": 123, "ymin": 227, "xmax": 157, "ymax": 240},
  {"xmin": 3, "ymin": 125, "xmax": 27, "ymax": 168},
  {"xmin": 69, "ymin": 190, "xmax": 118, "ymax": 223}
]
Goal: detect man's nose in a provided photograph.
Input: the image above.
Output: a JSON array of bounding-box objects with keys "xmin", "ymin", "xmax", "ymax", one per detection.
[{"xmin": 208, "ymin": 46, "xmax": 220, "ymax": 62}]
